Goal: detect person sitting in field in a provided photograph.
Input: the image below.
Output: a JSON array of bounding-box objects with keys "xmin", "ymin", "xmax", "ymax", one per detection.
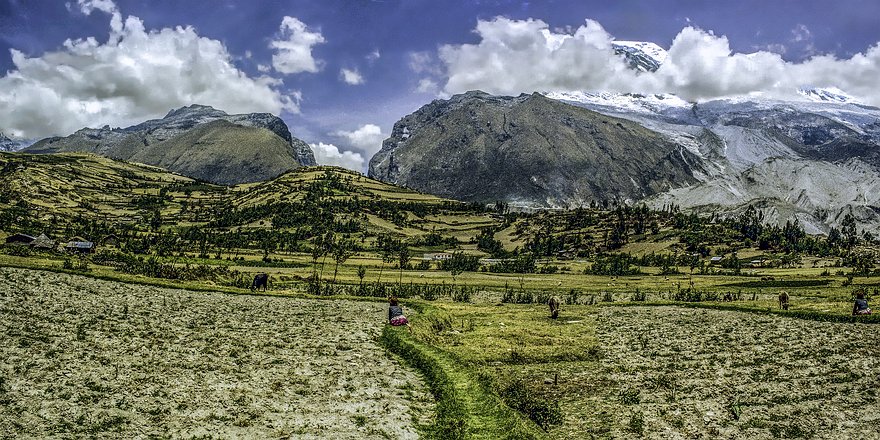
[
  {"xmin": 853, "ymin": 291, "xmax": 872, "ymax": 316},
  {"xmin": 388, "ymin": 296, "xmax": 409, "ymax": 326}
]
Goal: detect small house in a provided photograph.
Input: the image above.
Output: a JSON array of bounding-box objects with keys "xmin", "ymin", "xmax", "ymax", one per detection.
[
  {"xmin": 423, "ymin": 252, "xmax": 452, "ymax": 261},
  {"xmin": 709, "ymin": 256, "xmax": 724, "ymax": 264},
  {"xmin": 30, "ymin": 234, "xmax": 56, "ymax": 249},
  {"xmin": 102, "ymin": 234, "xmax": 120, "ymax": 247},
  {"xmin": 65, "ymin": 241, "xmax": 95, "ymax": 254},
  {"xmin": 5, "ymin": 233, "xmax": 35, "ymax": 245}
]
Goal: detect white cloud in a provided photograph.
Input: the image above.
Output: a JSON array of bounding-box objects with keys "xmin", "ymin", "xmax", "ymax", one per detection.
[
  {"xmin": 270, "ymin": 16, "xmax": 325, "ymax": 75},
  {"xmin": 791, "ymin": 24, "xmax": 812, "ymax": 43},
  {"xmin": 416, "ymin": 78, "xmax": 438, "ymax": 93},
  {"xmin": 335, "ymin": 123, "xmax": 385, "ymax": 157},
  {"xmin": 408, "ymin": 51, "xmax": 442, "ymax": 75},
  {"xmin": 340, "ymin": 68, "xmax": 365, "ymax": 85},
  {"xmin": 435, "ymin": 17, "xmax": 880, "ymax": 106},
  {"xmin": 789, "ymin": 24, "xmax": 816, "ymax": 56},
  {"xmin": 77, "ymin": 0, "xmax": 117, "ymax": 15},
  {"xmin": 310, "ymin": 142, "xmax": 365, "ymax": 171},
  {"xmin": 367, "ymin": 49, "xmax": 381, "ymax": 62},
  {"xmin": 76, "ymin": 0, "xmax": 123, "ymax": 33},
  {"xmin": 439, "ymin": 18, "xmax": 635, "ymax": 96},
  {"xmin": 0, "ymin": 11, "xmax": 298, "ymax": 138}
]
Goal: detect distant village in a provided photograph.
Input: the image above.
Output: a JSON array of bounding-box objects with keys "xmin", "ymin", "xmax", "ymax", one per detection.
[{"xmin": 3, "ymin": 232, "xmax": 117, "ymax": 254}]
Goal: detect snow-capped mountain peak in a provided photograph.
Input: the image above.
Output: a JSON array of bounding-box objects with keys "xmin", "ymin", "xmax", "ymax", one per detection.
[
  {"xmin": 0, "ymin": 132, "xmax": 30, "ymax": 152},
  {"xmin": 797, "ymin": 87, "xmax": 860, "ymax": 104},
  {"xmin": 612, "ymin": 41, "xmax": 667, "ymax": 72},
  {"xmin": 542, "ymin": 91, "xmax": 691, "ymax": 113}
]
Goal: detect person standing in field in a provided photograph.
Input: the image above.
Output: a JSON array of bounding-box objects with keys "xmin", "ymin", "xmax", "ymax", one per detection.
[
  {"xmin": 853, "ymin": 290, "xmax": 872, "ymax": 315},
  {"xmin": 388, "ymin": 296, "xmax": 409, "ymax": 326}
]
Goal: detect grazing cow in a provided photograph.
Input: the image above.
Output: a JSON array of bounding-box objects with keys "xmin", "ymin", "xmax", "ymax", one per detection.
[
  {"xmin": 778, "ymin": 291, "xmax": 790, "ymax": 310},
  {"xmin": 548, "ymin": 296, "xmax": 560, "ymax": 319},
  {"xmin": 251, "ymin": 273, "xmax": 269, "ymax": 292}
]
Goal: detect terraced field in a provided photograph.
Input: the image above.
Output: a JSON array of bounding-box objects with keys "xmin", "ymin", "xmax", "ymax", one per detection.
[
  {"xmin": 0, "ymin": 268, "xmax": 434, "ymax": 439},
  {"xmin": 558, "ymin": 306, "xmax": 880, "ymax": 439}
]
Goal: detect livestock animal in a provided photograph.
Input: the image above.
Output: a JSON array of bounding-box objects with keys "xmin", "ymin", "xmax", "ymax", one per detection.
[
  {"xmin": 548, "ymin": 296, "xmax": 560, "ymax": 319},
  {"xmin": 778, "ymin": 291, "xmax": 789, "ymax": 310},
  {"xmin": 251, "ymin": 273, "xmax": 269, "ymax": 292}
]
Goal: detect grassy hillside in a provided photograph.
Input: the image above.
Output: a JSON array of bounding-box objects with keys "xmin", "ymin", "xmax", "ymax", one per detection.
[
  {"xmin": 0, "ymin": 152, "xmax": 200, "ymax": 223},
  {"xmin": 127, "ymin": 120, "xmax": 303, "ymax": 185},
  {"xmin": 0, "ymin": 152, "xmax": 495, "ymax": 247}
]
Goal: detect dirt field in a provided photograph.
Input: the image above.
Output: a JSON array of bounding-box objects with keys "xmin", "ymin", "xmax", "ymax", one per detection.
[
  {"xmin": 580, "ymin": 306, "xmax": 880, "ymax": 439},
  {"xmin": 0, "ymin": 268, "xmax": 433, "ymax": 439}
]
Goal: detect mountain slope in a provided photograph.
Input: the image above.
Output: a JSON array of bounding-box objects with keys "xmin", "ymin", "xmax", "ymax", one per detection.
[
  {"xmin": 547, "ymin": 90, "xmax": 880, "ymax": 232},
  {"xmin": 25, "ymin": 105, "xmax": 316, "ymax": 184},
  {"xmin": 369, "ymin": 91, "xmax": 701, "ymax": 208},
  {"xmin": 0, "ymin": 152, "xmax": 494, "ymax": 242}
]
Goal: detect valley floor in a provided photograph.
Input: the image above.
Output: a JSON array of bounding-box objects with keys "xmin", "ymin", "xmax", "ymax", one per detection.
[
  {"xmin": 0, "ymin": 268, "xmax": 434, "ymax": 439},
  {"xmin": 4, "ymin": 266, "xmax": 880, "ymax": 439}
]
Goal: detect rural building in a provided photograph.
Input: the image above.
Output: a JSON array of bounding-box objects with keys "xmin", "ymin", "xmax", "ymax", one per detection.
[
  {"xmin": 30, "ymin": 234, "xmax": 56, "ymax": 249},
  {"xmin": 65, "ymin": 241, "xmax": 95, "ymax": 254},
  {"xmin": 102, "ymin": 235, "xmax": 120, "ymax": 247},
  {"xmin": 709, "ymin": 256, "xmax": 724, "ymax": 264},
  {"xmin": 423, "ymin": 252, "xmax": 452, "ymax": 261},
  {"xmin": 5, "ymin": 233, "xmax": 35, "ymax": 245}
]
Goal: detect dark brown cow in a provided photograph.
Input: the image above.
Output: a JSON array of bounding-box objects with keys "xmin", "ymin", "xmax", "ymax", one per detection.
[
  {"xmin": 251, "ymin": 273, "xmax": 269, "ymax": 292},
  {"xmin": 548, "ymin": 296, "xmax": 560, "ymax": 319},
  {"xmin": 778, "ymin": 291, "xmax": 789, "ymax": 310}
]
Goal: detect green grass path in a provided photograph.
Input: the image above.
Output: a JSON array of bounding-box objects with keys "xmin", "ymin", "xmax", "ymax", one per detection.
[{"xmin": 381, "ymin": 324, "xmax": 545, "ymax": 440}]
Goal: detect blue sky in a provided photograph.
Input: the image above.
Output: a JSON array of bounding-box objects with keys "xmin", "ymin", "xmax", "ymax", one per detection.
[{"xmin": 1, "ymin": 0, "xmax": 879, "ymax": 170}]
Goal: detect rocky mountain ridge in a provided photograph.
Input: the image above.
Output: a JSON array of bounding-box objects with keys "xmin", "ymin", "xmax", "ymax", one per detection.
[
  {"xmin": 370, "ymin": 89, "xmax": 880, "ymax": 233},
  {"xmin": 25, "ymin": 105, "xmax": 316, "ymax": 185},
  {"xmin": 370, "ymin": 91, "xmax": 702, "ymax": 208}
]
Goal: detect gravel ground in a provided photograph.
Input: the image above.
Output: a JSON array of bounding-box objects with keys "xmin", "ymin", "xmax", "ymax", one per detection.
[
  {"xmin": 0, "ymin": 268, "xmax": 433, "ymax": 439},
  {"xmin": 594, "ymin": 306, "xmax": 880, "ymax": 439}
]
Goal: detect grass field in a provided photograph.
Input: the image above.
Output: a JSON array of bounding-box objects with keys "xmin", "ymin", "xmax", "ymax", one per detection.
[
  {"xmin": 3, "ymin": 258, "xmax": 880, "ymax": 439},
  {"xmin": 394, "ymin": 301, "xmax": 880, "ymax": 439}
]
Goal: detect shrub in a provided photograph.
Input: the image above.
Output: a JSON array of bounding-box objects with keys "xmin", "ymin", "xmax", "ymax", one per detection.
[{"xmin": 499, "ymin": 378, "xmax": 563, "ymax": 431}]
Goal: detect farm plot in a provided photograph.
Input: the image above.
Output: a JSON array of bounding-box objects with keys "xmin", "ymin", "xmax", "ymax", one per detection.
[
  {"xmin": 0, "ymin": 268, "xmax": 433, "ymax": 439},
  {"xmin": 584, "ymin": 306, "xmax": 880, "ymax": 439}
]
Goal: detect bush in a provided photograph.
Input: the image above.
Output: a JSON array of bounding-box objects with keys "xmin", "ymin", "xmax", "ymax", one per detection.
[{"xmin": 499, "ymin": 378, "xmax": 563, "ymax": 430}]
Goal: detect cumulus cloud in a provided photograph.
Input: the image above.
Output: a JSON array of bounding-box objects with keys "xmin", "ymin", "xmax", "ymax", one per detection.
[
  {"xmin": 408, "ymin": 51, "xmax": 443, "ymax": 75},
  {"xmin": 366, "ymin": 49, "xmax": 381, "ymax": 63},
  {"xmin": 310, "ymin": 142, "xmax": 365, "ymax": 171},
  {"xmin": 439, "ymin": 18, "xmax": 636, "ymax": 96},
  {"xmin": 335, "ymin": 124, "xmax": 385, "ymax": 158},
  {"xmin": 270, "ymin": 16, "xmax": 325, "ymax": 74},
  {"xmin": 416, "ymin": 78, "xmax": 439, "ymax": 93},
  {"xmin": 436, "ymin": 17, "xmax": 880, "ymax": 106},
  {"xmin": 75, "ymin": 0, "xmax": 123, "ymax": 33},
  {"xmin": 77, "ymin": 0, "xmax": 117, "ymax": 15},
  {"xmin": 339, "ymin": 68, "xmax": 365, "ymax": 85},
  {"xmin": 0, "ymin": 10, "xmax": 298, "ymax": 139}
]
